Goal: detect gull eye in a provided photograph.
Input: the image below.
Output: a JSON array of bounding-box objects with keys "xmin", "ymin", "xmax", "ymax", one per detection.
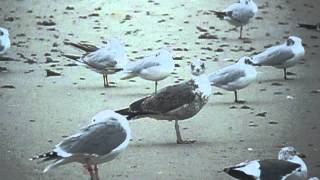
[
  {"xmin": 155, "ymin": 52, "xmax": 160, "ymax": 57},
  {"xmin": 287, "ymin": 39, "xmax": 294, "ymax": 46}
]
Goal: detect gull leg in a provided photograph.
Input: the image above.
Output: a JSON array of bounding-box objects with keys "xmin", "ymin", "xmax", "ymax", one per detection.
[
  {"xmin": 284, "ymin": 68, "xmax": 287, "ymax": 80},
  {"xmin": 239, "ymin": 26, "xmax": 243, "ymax": 39},
  {"xmin": 175, "ymin": 120, "xmax": 196, "ymax": 144},
  {"xmin": 234, "ymin": 91, "xmax": 238, "ymax": 103},
  {"xmin": 155, "ymin": 81, "xmax": 158, "ymax": 93},
  {"xmin": 103, "ymin": 75, "xmax": 106, "ymax": 87},
  {"xmin": 84, "ymin": 164, "xmax": 95, "ymax": 180},
  {"xmin": 94, "ymin": 165, "xmax": 100, "ymax": 180},
  {"xmin": 105, "ymin": 74, "xmax": 109, "ymax": 87}
]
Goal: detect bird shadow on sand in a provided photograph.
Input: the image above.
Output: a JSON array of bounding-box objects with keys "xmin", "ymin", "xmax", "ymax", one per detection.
[{"xmin": 129, "ymin": 141, "xmax": 212, "ymax": 149}]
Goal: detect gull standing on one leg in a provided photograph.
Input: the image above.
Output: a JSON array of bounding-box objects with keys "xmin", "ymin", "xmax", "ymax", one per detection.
[
  {"xmin": 30, "ymin": 110, "xmax": 131, "ymax": 180},
  {"xmin": 252, "ymin": 36, "xmax": 305, "ymax": 80},
  {"xmin": 0, "ymin": 27, "xmax": 10, "ymax": 55},
  {"xmin": 63, "ymin": 38, "xmax": 128, "ymax": 87},
  {"xmin": 117, "ymin": 59, "xmax": 211, "ymax": 144},
  {"xmin": 212, "ymin": 0, "xmax": 258, "ymax": 39},
  {"xmin": 121, "ymin": 48, "xmax": 174, "ymax": 93},
  {"xmin": 209, "ymin": 56, "xmax": 257, "ymax": 103}
]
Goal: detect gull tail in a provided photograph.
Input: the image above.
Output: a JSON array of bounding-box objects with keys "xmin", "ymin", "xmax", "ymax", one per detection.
[
  {"xmin": 64, "ymin": 41, "xmax": 99, "ymax": 53},
  {"xmin": 30, "ymin": 151, "xmax": 59, "ymax": 162},
  {"xmin": 115, "ymin": 108, "xmax": 137, "ymax": 120},
  {"xmin": 211, "ymin": 11, "xmax": 227, "ymax": 20},
  {"xmin": 120, "ymin": 73, "xmax": 138, "ymax": 80},
  {"xmin": 297, "ymin": 23, "xmax": 317, "ymax": 30}
]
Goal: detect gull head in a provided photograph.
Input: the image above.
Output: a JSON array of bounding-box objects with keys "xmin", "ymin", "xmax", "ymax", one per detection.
[
  {"xmin": 0, "ymin": 27, "xmax": 9, "ymax": 37},
  {"xmin": 91, "ymin": 109, "xmax": 128, "ymax": 124},
  {"xmin": 286, "ymin": 36, "xmax": 302, "ymax": 46},
  {"xmin": 155, "ymin": 48, "xmax": 173, "ymax": 61},
  {"xmin": 316, "ymin": 23, "xmax": 320, "ymax": 31},
  {"xmin": 191, "ymin": 59, "xmax": 205, "ymax": 76},
  {"xmin": 278, "ymin": 146, "xmax": 306, "ymax": 161}
]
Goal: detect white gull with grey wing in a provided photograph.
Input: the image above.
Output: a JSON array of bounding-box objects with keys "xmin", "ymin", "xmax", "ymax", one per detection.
[
  {"xmin": 121, "ymin": 48, "xmax": 174, "ymax": 93},
  {"xmin": 252, "ymin": 36, "xmax": 305, "ymax": 80},
  {"xmin": 30, "ymin": 110, "xmax": 131, "ymax": 180},
  {"xmin": 209, "ymin": 56, "xmax": 257, "ymax": 103}
]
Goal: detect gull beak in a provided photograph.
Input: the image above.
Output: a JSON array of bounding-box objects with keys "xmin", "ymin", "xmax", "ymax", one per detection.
[{"xmin": 297, "ymin": 152, "xmax": 307, "ymax": 158}]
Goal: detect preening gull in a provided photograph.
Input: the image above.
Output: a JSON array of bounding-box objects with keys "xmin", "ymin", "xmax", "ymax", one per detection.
[
  {"xmin": 0, "ymin": 27, "xmax": 10, "ymax": 55},
  {"xmin": 208, "ymin": 56, "xmax": 257, "ymax": 103},
  {"xmin": 30, "ymin": 110, "xmax": 131, "ymax": 180},
  {"xmin": 212, "ymin": 0, "xmax": 258, "ymax": 39},
  {"xmin": 252, "ymin": 36, "xmax": 305, "ymax": 80},
  {"xmin": 224, "ymin": 146, "xmax": 318, "ymax": 180},
  {"xmin": 121, "ymin": 48, "xmax": 174, "ymax": 93},
  {"xmin": 117, "ymin": 59, "xmax": 211, "ymax": 144},
  {"xmin": 63, "ymin": 38, "xmax": 129, "ymax": 87}
]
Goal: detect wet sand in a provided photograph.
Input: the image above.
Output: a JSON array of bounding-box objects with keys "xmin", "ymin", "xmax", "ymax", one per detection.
[{"xmin": 0, "ymin": 0, "xmax": 319, "ymax": 179}]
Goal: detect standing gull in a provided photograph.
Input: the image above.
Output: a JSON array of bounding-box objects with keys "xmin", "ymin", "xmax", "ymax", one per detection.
[
  {"xmin": 0, "ymin": 27, "xmax": 10, "ymax": 55},
  {"xmin": 212, "ymin": 0, "xmax": 258, "ymax": 39},
  {"xmin": 208, "ymin": 56, "xmax": 257, "ymax": 103},
  {"xmin": 63, "ymin": 38, "xmax": 128, "ymax": 87},
  {"xmin": 224, "ymin": 146, "xmax": 318, "ymax": 180},
  {"xmin": 30, "ymin": 110, "xmax": 131, "ymax": 180},
  {"xmin": 252, "ymin": 36, "xmax": 305, "ymax": 80},
  {"xmin": 117, "ymin": 59, "xmax": 211, "ymax": 144},
  {"xmin": 121, "ymin": 48, "xmax": 174, "ymax": 93}
]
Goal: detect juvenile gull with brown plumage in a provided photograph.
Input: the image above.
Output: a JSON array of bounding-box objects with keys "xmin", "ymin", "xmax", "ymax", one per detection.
[{"xmin": 117, "ymin": 59, "xmax": 211, "ymax": 144}]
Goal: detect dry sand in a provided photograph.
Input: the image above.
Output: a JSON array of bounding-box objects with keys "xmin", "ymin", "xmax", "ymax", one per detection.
[{"xmin": 0, "ymin": 0, "xmax": 319, "ymax": 179}]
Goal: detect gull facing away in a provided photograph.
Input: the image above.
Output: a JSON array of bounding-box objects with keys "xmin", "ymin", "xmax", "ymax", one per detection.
[
  {"xmin": 208, "ymin": 56, "xmax": 257, "ymax": 103},
  {"xmin": 63, "ymin": 38, "xmax": 129, "ymax": 87},
  {"xmin": 224, "ymin": 146, "xmax": 318, "ymax": 180},
  {"xmin": 30, "ymin": 110, "xmax": 131, "ymax": 180},
  {"xmin": 212, "ymin": 0, "xmax": 258, "ymax": 39},
  {"xmin": 121, "ymin": 48, "xmax": 174, "ymax": 93},
  {"xmin": 252, "ymin": 36, "xmax": 305, "ymax": 80},
  {"xmin": 116, "ymin": 59, "xmax": 211, "ymax": 144},
  {"xmin": 0, "ymin": 27, "xmax": 10, "ymax": 55}
]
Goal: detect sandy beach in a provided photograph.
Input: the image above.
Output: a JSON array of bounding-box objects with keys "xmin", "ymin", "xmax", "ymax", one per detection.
[{"xmin": 0, "ymin": 0, "xmax": 319, "ymax": 179}]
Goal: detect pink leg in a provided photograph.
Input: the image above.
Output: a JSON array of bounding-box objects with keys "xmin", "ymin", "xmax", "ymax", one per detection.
[{"xmin": 94, "ymin": 165, "xmax": 100, "ymax": 180}]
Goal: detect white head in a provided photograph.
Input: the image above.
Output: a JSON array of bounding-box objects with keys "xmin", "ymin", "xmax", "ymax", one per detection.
[
  {"xmin": 309, "ymin": 177, "xmax": 320, "ymax": 180},
  {"xmin": 286, "ymin": 36, "xmax": 303, "ymax": 46},
  {"xmin": 190, "ymin": 59, "xmax": 206, "ymax": 76},
  {"xmin": 316, "ymin": 23, "xmax": 320, "ymax": 31},
  {"xmin": 0, "ymin": 27, "xmax": 9, "ymax": 37},
  {"xmin": 237, "ymin": 56, "xmax": 255, "ymax": 66},
  {"xmin": 240, "ymin": 0, "xmax": 253, "ymax": 4},
  {"xmin": 91, "ymin": 110, "xmax": 128, "ymax": 125},
  {"xmin": 278, "ymin": 146, "xmax": 306, "ymax": 161},
  {"xmin": 155, "ymin": 48, "xmax": 172, "ymax": 59}
]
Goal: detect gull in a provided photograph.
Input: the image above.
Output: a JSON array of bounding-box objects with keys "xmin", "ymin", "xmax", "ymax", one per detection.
[
  {"xmin": 116, "ymin": 59, "xmax": 211, "ymax": 144},
  {"xmin": 0, "ymin": 27, "xmax": 10, "ymax": 55},
  {"xmin": 121, "ymin": 48, "xmax": 174, "ymax": 93},
  {"xmin": 212, "ymin": 0, "xmax": 258, "ymax": 39},
  {"xmin": 30, "ymin": 110, "xmax": 131, "ymax": 180},
  {"xmin": 208, "ymin": 56, "xmax": 257, "ymax": 103},
  {"xmin": 63, "ymin": 38, "xmax": 129, "ymax": 87},
  {"xmin": 252, "ymin": 36, "xmax": 305, "ymax": 80},
  {"xmin": 298, "ymin": 23, "xmax": 320, "ymax": 31},
  {"xmin": 224, "ymin": 146, "xmax": 318, "ymax": 180}
]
